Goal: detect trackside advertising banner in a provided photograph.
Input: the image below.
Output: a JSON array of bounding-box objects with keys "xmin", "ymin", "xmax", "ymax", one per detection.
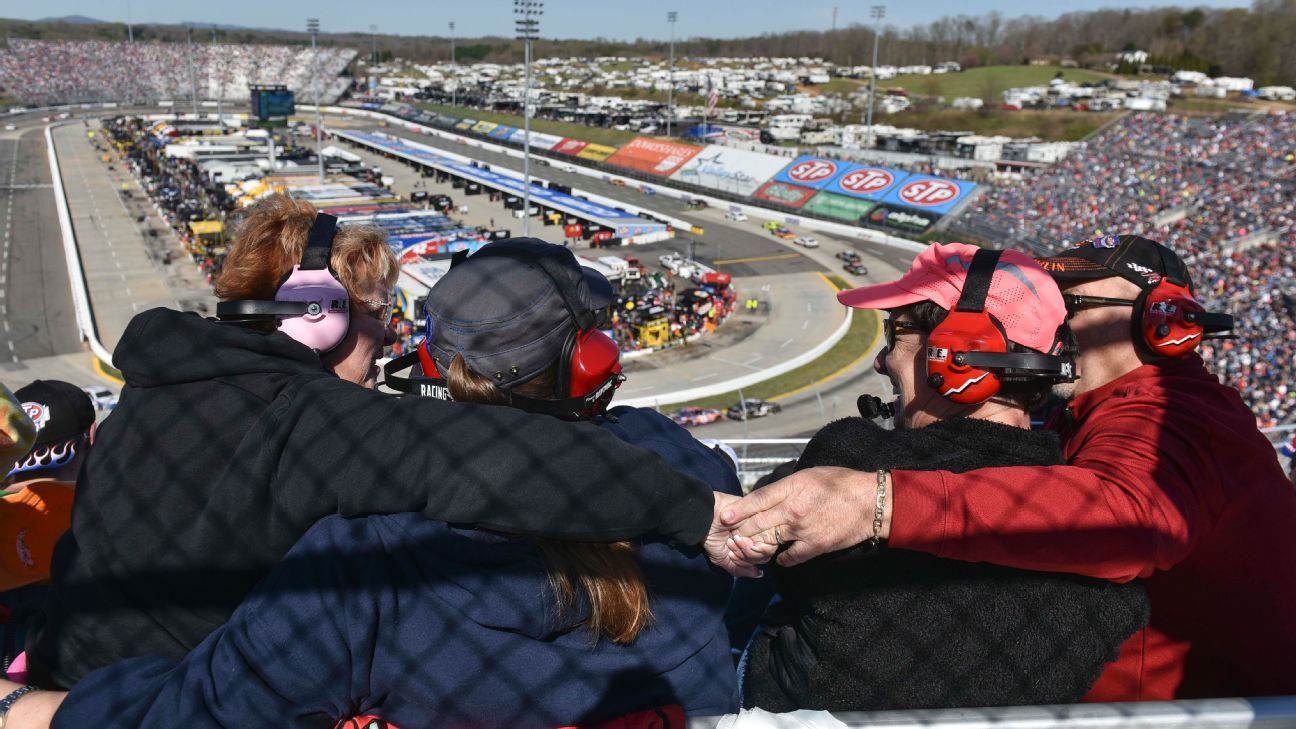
[
  {"xmin": 577, "ymin": 144, "xmax": 617, "ymax": 162},
  {"xmin": 771, "ymin": 156, "xmax": 848, "ymax": 190},
  {"xmin": 864, "ymin": 204, "xmax": 939, "ymax": 233},
  {"xmin": 802, "ymin": 191, "xmax": 877, "ymax": 222},
  {"xmin": 880, "ymin": 175, "xmax": 977, "ymax": 215},
  {"xmin": 552, "ymin": 138, "xmax": 589, "ymax": 156},
  {"xmin": 472, "ymin": 121, "xmax": 498, "ymax": 135},
  {"xmin": 752, "ymin": 180, "xmax": 817, "ymax": 209},
  {"xmin": 824, "ymin": 165, "xmax": 910, "ymax": 202},
  {"xmin": 506, "ymin": 129, "xmax": 564, "ymax": 150},
  {"xmin": 667, "ymin": 146, "xmax": 792, "ymax": 197},
  {"xmin": 605, "ymin": 137, "xmax": 704, "ymax": 177},
  {"xmin": 488, "ymin": 125, "xmax": 516, "ymax": 140}
]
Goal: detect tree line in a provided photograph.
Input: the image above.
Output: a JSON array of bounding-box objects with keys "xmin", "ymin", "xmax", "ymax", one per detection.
[{"xmin": 2, "ymin": 1, "xmax": 1293, "ymax": 85}]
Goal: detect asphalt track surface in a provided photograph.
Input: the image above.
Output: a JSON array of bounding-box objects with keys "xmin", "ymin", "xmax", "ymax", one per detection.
[{"xmin": 0, "ymin": 125, "xmax": 81, "ymax": 364}]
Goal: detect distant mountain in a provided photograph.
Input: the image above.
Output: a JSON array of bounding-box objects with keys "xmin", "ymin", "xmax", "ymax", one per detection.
[{"xmin": 37, "ymin": 15, "xmax": 106, "ymax": 24}]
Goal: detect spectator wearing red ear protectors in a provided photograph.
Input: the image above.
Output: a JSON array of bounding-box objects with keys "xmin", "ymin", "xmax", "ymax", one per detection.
[
  {"xmin": 737, "ymin": 243, "xmax": 1145, "ymax": 713},
  {"xmin": 724, "ymin": 235, "xmax": 1296, "ymax": 704}
]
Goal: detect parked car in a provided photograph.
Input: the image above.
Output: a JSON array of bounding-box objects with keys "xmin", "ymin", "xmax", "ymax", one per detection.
[
  {"xmin": 725, "ymin": 210, "xmax": 749, "ymax": 222},
  {"xmin": 727, "ymin": 399, "xmax": 782, "ymax": 421},
  {"xmin": 82, "ymin": 385, "xmax": 118, "ymax": 412},
  {"xmin": 845, "ymin": 261, "xmax": 870, "ymax": 275},
  {"xmin": 668, "ymin": 407, "xmax": 725, "ymax": 427},
  {"xmin": 837, "ymin": 250, "xmax": 862, "ymax": 262},
  {"xmin": 794, "ymin": 236, "xmax": 820, "ymax": 248},
  {"xmin": 771, "ymin": 227, "xmax": 796, "ymax": 239}
]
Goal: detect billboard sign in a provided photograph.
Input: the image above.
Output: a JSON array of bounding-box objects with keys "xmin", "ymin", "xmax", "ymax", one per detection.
[
  {"xmin": 802, "ymin": 191, "xmax": 878, "ymax": 222},
  {"xmin": 605, "ymin": 137, "xmax": 704, "ymax": 177},
  {"xmin": 667, "ymin": 146, "xmax": 791, "ymax": 197},
  {"xmin": 472, "ymin": 121, "xmax": 499, "ymax": 135},
  {"xmin": 881, "ymin": 175, "xmax": 976, "ymax": 215},
  {"xmin": 576, "ymin": 143, "xmax": 617, "ymax": 162},
  {"xmin": 752, "ymin": 180, "xmax": 817, "ymax": 209},
  {"xmin": 864, "ymin": 204, "xmax": 940, "ymax": 233},
  {"xmin": 772, "ymin": 156, "xmax": 843, "ymax": 190},
  {"xmin": 553, "ymin": 138, "xmax": 590, "ymax": 156},
  {"xmin": 488, "ymin": 125, "xmax": 516, "ymax": 140},
  {"xmin": 506, "ymin": 129, "xmax": 563, "ymax": 150},
  {"xmin": 828, "ymin": 165, "xmax": 909, "ymax": 201}
]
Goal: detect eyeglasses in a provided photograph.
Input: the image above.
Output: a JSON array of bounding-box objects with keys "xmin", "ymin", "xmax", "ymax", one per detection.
[
  {"xmin": 883, "ymin": 318, "xmax": 924, "ymax": 349},
  {"xmin": 1063, "ymin": 294, "xmax": 1137, "ymax": 313},
  {"xmin": 357, "ymin": 292, "xmax": 395, "ymax": 323}
]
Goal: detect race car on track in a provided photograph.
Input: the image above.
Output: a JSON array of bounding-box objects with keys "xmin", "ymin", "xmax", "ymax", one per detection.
[
  {"xmin": 837, "ymin": 250, "xmax": 862, "ymax": 262},
  {"xmin": 727, "ymin": 399, "xmax": 782, "ymax": 421},
  {"xmin": 668, "ymin": 407, "xmax": 725, "ymax": 427},
  {"xmin": 771, "ymin": 227, "xmax": 796, "ymax": 239},
  {"xmin": 844, "ymin": 261, "xmax": 869, "ymax": 275}
]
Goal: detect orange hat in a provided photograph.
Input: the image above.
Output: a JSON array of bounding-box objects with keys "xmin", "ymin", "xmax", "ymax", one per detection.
[{"xmin": 0, "ymin": 480, "xmax": 74, "ymax": 591}]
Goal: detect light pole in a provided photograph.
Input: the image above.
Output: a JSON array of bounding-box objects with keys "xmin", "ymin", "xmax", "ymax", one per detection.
[
  {"xmin": 187, "ymin": 24, "xmax": 198, "ymax": 115},
  {"xmin": 514, "ymin": 1, "xmax": 543, "ymax": 236},
  {"xmin": 126, "ymin": 0, "xmax": 134, "ymax": 43},
  {"xmin": 369, "ymin": 24, "xmax": 378, "ymax": 65},
  {"xmin": 449, "ymin": 21, "xmax": 456, "ymax": 107},
  {"xmin": 211, "ymin": 27, "xmax": 223, "ymax": 133},
  {"xmin": 666, "ymin": 11, "xmax": 676, "ymax": 138},
  {"xmin": 864, "ymin": 5, "xmax": 885, "ymax": 151},
  {"xmin": 308, "ymin": 17, "xmax": 324, "ymax": 184}
]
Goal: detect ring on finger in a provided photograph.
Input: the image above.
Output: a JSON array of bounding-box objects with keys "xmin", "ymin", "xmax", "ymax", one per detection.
[{"xmin": 774, "ymin": 526, "xmax": 784, "ymax": 546}]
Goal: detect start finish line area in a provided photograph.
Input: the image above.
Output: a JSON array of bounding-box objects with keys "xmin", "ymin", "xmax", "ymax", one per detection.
[{"xmin": 331, "ymin": 129, "xmax": 673, "ymax": 242}]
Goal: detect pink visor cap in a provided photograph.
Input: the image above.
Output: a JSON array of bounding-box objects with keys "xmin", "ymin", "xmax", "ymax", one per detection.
[{"xmin": 838, "ymin": 242, "xmax": 1067, "ymax": 354}]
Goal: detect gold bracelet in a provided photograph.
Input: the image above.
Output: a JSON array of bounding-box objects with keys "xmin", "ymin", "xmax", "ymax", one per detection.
[{"xmin": 870, "ymin": 469, "xmax": 887, "ymax": 546}]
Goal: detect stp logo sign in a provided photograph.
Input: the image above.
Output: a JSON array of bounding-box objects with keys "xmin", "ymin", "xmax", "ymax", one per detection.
[
  {"xmin": 787, "ymin": 159, "xmax": 837, "ymax": 183},
  {"xmin": 898, "ymin": 179, "xmax": 961, "ymax": 207},
  {"xmin": 838, "ymin": 168, "xmax": 894, "ymax": 195}
]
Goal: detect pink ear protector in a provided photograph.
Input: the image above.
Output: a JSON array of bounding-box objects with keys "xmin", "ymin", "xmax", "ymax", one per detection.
[{"xmin": 216, "ymin": 213, "xmax": 351, "ymax": 353}]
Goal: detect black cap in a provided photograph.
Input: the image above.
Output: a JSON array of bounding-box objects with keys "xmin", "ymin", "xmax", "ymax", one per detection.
[
  {"xmin": 425, "ymin": 238, "xmax": 613, "ymax": 389},
  {"xmin": 15, "ymin": 380, "xmax": 96, "ymax": 447},
  {"xmin": 1035, "ymin": 234, "xmax": 1195, "ymax": 292}
]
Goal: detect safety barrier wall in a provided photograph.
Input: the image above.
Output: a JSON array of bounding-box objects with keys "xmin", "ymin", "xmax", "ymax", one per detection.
[{"xmin": 45, "ymin": 122, "xmax": 115, "ymax": 367}]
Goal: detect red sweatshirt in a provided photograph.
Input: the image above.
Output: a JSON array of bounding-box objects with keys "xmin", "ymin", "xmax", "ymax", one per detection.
[{"xmin": 890, "ymin": 354, "xmax": 1296, "ymax": 701}]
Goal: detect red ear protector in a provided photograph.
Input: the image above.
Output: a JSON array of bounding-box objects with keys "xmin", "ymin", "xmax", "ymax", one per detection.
[
  {"xmin": 1127, "ymin": 247, "xmax": 1234, "ymax": 358},
  {"xmin": 384, "ymin": 245, "xmax": 625, "ymax": 419},
  {"xmin": 215, "ymin": 213, "xmax": 351, "ymax": 353},
  {"xmin": 925, "ymin": 249, "xmax": 1076, "ymax": 405}
]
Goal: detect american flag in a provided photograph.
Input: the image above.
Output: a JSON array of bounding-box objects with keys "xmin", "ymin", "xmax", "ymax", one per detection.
[{"xmin": 705, "ymin": 76, "xmax": 719, "ymax": 116}]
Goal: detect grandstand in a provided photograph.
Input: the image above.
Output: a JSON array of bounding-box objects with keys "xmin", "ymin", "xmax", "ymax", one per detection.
[
  {"xmin": 0, "ymin": 39, "xmax": 356, "ymax": 106},
  {"xmin": 946, "ymin": 111, "xmax": 1296, "ymax": 427}
]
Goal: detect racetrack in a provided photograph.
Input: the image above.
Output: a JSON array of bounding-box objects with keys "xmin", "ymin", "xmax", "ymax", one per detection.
[{"xmin": 0, "ymin": 124, "xmax": 80, "ymax": 364}]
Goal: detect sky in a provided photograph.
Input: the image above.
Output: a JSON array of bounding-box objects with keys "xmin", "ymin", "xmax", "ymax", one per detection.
[{"xmin": 11, "ymin": 0, "xmax": 1255, "ymax": 41}]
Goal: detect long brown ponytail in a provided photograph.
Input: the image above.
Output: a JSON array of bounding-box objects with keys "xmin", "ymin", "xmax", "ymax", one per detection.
[{"xmin": 445, "ymin": 354, "xmax": 653, "ymax": 644}]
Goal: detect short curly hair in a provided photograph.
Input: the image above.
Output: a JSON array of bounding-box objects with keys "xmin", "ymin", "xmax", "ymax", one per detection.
[{"xmin": 215, "ymin": 194, "xmax": 397, "ymax": 313}]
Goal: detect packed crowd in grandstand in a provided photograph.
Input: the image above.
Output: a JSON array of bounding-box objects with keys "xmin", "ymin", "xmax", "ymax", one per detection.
[
  {"xmin": 0, "ymin": 39, "xmax": 355, "ymax": 106},
  {"xmin": 951, "ymin": 111, "xmax": 1296, "ymax": 426}
]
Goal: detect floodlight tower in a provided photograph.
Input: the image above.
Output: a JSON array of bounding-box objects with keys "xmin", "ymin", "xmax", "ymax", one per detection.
[
  {"xmin": 666, "ymin": 11, "xmax": 677, "ymax": 138},
  {"xmin": 370, "ymin": 24, "xmax": 379, "ymax": 66},
  {"xmin": 514, "ymin": 1, "xmax": 543, "ymax": 236},
  {"xmin": 211, "ymin": 27, "xmax": 223, "ymax": 133},
  {"xmin": 308, "ymin": 17, "xmax": 324, "ymax": 184},
  {"xmin": 449, "ymin": 21, "xmax": 457, "ymax": 107},
  {"xmin": 864, "ymin": 5, "xmax": 885, "ymax": 151}
]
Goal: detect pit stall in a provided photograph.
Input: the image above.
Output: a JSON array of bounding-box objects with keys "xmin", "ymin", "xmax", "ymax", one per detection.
[{"xmin": 331, "ymin": 130, "xmax": 674, "ymax": 245}]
